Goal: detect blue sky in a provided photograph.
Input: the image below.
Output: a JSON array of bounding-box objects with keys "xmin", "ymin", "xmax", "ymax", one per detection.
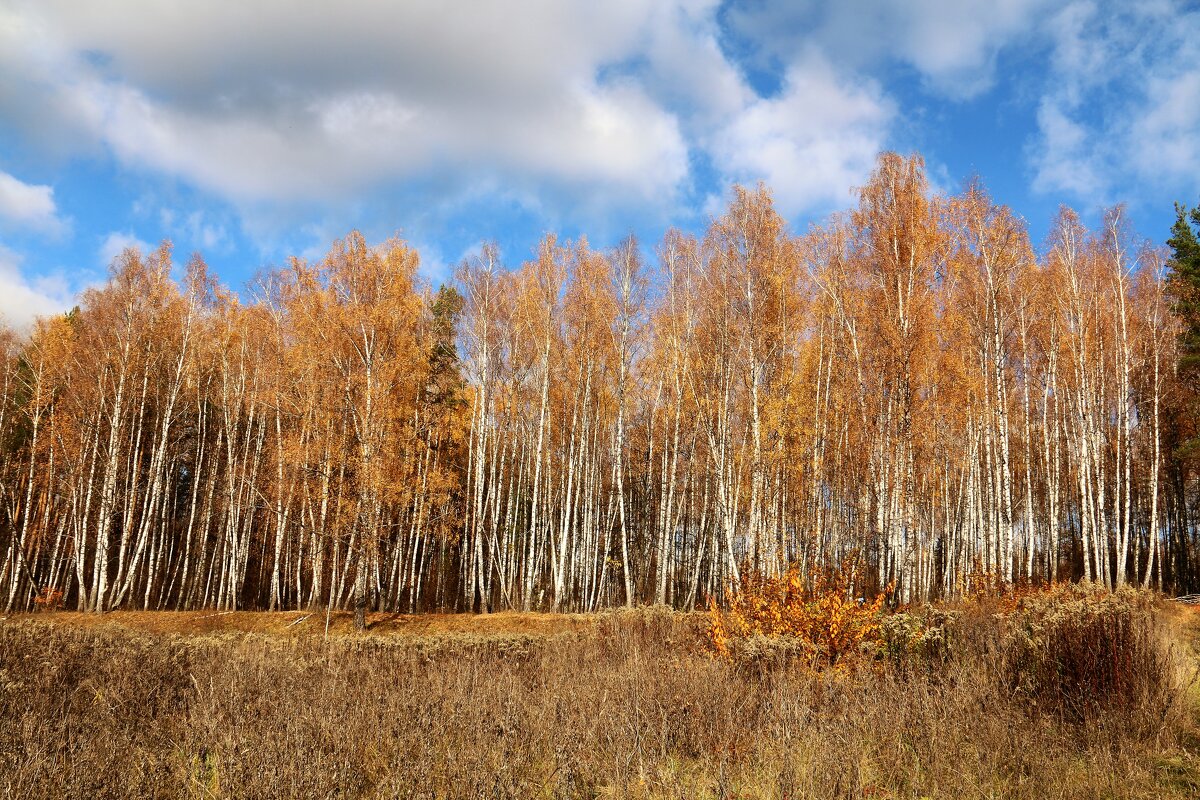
[{"xmin": 0, "ymin": 0, "xmax": 1198, "ymax": 327}]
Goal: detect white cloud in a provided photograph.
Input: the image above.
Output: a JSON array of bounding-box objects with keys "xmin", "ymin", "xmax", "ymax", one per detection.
[
  {"xmin": 711, "ymin": 55, "xmax": 894, "ymax": 217},
  {"xmin": 893, "ymin": 0, "xmax": 1054, "ymax": 97},
  {"xmin": 638, "ymin": 0, "xmax": 751, "ymax": 130},
  {"xmin": 1029, "ymin": 0, "xmax": 1200, "ymax": 204},
  {"xmin": 0, "ymin": 0, "xmax": 934, "ymax": 240},
  {"xmin": 0, "ymin": 1, "xmax": 692, "ymax": 215},
  {"xmin": 1129, "ymin": 69, "xmax": 1200, "ymax": 188},
  {"xmin": 727, "ymin": 0, "xmax": 1055, "ymax": 100},
  {"xmin": 1030, "ymin": 99, "xmax": 1102, "ymax": 198},
  {"xmin": 98, "ymin": 231, "xmax": 153, "ymax": 268},
  {"xmin": 0, "ymin": 170, "xmax": 66, "ymax": 235},
  {"xmin": 0, "ymin": 244, "xmax": 74, "ymax": 329}
]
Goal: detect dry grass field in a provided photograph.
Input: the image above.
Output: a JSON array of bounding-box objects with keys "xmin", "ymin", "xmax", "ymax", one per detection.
[
  {"xmin": 2, "ymin": 588, "xmax": 1199, "ymax": 799},
  {"xmin": 2, "ymin": 608, "xmax": 604, "ymax": 638}
]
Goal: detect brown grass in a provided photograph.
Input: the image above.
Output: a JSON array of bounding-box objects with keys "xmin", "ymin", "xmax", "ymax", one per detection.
[
  {"xmin": 0, "ymin": 608, "xmax": 604, "ymax": 638},
  {"xmin": 1, "ymin": 591, "xmax": 1198, "ymax": 799}
]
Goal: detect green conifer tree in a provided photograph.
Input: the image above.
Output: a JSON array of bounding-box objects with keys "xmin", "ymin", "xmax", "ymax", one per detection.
[{"xmin": 1167, "ymin": 202, "xmax": 1200, "ymax": 375}]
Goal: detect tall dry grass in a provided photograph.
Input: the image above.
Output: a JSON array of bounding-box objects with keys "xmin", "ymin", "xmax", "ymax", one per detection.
[{"xmin": 0, "ymin": 587, "xmax": 1196, "ymax": 799}]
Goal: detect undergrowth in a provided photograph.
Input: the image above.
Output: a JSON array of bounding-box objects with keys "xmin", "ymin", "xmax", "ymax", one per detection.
[
  {"xmin": 0, "ymin": 587, "xmax": 1196, "ymax": 799},
  {"xmin": 707, "ymin": 554, "xmax": 888, "ymax": 667}
]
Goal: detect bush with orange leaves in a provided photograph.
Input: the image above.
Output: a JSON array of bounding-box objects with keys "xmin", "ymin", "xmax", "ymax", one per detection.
[
  {"xmin": 707, "ymin": 554, "xmax": 889, "ymax": 669},
  {"xmin": 31, "ymin": 586, "xmax": 63, "ymax": 612}
]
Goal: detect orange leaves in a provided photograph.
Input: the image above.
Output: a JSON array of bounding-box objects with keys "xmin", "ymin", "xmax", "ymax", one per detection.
[
  {"xmin": 32, "ymin": 586, "xmax": 63, "ymax": 611},
  {"xmin": 707, "ymin": 554, "xmax": 888, "ymax": 669},
  {"xmin": 960, "ymin": 560, "xmax": 1070, "ymax": 615}
]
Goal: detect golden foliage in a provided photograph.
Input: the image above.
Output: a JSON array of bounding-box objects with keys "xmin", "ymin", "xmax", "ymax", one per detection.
[
  {"xmin": 32, "ymin": 586, "xmax": 63, "ymax": 612},
  {"xmin": 708, "ymin": 553, "xmax": 889, "ymax": 668}
]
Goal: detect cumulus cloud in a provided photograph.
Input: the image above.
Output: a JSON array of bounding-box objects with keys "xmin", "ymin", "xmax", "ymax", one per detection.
[
  {"xmin": 0, "ymin": 244, "xmax": 74, "ymax": 329},
  {"xmin": 0, "ymin": 0, "xmax": 906, "ymax": 235},
  {"xmin": 0, "ymin": 170, "xmax": 66, "ymax": 235},
  {"xmin": 711, "ymin": 55, "xmax": 894, "ymax": 217},
  {"xmin": 637, "ymin": 0, "xmax": 751, "ymax": 130},
  {"xmin": 0, "ymin": 1, "xmax": 692, "ymax": 214},
  {"xmin": 0, "ymin": 0, "xmax": 1189, "ymax": 287}
]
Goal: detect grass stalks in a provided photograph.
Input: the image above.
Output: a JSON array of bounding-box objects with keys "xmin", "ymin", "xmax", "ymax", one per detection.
[{"xmin": 0, "ymin": 589, "xmax": 1196, "ymax": 798}]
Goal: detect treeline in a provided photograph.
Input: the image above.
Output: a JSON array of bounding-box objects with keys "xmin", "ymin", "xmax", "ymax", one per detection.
[{"xmin": 0, "ymin": 152, "xmax": 1196, "ymax": 615}]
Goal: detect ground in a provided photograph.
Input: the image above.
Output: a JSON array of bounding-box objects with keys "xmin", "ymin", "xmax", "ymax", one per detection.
[
  {"xmin": 2, "ymin": 598, "xmax": 1200, "ymax": 798},
  {"xmin": 0, "ymin": 607, "xmax": 606, "ymax": 638}
]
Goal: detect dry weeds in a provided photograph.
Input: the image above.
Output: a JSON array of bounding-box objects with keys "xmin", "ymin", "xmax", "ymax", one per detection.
[{"xmin": 0, "ymin": 592, "xmax": 1198, "ymax": 799}]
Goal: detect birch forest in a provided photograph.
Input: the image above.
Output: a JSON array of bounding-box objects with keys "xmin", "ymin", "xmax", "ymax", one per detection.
[{"xmin": 0, "ymin": 152, "xmax": 1194, "ymax": 616}]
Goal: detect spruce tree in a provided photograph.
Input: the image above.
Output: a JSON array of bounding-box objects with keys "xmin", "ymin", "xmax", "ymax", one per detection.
[{"xmin": 1167, "ymin": 202, "xmax": 1200, "ymax": 375}]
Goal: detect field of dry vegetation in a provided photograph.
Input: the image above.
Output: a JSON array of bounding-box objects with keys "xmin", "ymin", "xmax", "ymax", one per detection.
[{"xmin": 2, "ymin": 586, "xmax": 1200, "ymax": 799}]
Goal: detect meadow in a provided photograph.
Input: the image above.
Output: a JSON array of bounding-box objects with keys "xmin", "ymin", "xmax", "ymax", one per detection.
[{"xmin": 2, "ymin": 585, "xmax": 1199, "ymax": 799}]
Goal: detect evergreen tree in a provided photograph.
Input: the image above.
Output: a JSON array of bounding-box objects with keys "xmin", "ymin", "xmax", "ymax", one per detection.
[
  {"xmin": 1165, "ymin": 202, "xmax": 1200, "ymax": 474},
  {"xmin": 1167, "ymin": 202, "xmax": 1200, "ymax": 375}
]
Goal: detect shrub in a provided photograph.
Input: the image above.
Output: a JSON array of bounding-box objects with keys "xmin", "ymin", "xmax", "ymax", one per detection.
[
  {"xmin": 31, "ymin": 586, "xmax": 63, "ymax": 612},
  {"xmin": 996, "ymin": 583, "xmax": 1176, "ymax": 723},
  {"xmin": 707, "ymin": 554, "xmax": 888, "ymax": 668},
  {"xmin": 876, "ymin": 606, "xmax": 956, "ymax": 665}
]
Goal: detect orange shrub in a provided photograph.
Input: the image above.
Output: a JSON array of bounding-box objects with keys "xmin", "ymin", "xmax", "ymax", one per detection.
[
  {"xmin": 707, "ymin": 554, "xmax": 889, "ymax": 668},
  {"xmin": 32, "ymin": 586, "xmax": 63, "ymax": 612}
]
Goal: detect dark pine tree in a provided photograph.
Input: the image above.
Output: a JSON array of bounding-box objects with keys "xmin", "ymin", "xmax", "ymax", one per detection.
[{"xmin": 1167, "ymin": 202, "xmax": 1200, "ymax": 376}]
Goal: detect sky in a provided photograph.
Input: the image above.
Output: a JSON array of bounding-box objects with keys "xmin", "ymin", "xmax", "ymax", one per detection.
[{"xmin": 0, "ymin": 0, "xmax": 1198, "ymax": 328}]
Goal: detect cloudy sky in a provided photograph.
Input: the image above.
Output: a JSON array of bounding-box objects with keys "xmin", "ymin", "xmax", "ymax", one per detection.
[{"xmin": 0, "ymin": 0, "xmax": 1197, "ymax": 327}]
